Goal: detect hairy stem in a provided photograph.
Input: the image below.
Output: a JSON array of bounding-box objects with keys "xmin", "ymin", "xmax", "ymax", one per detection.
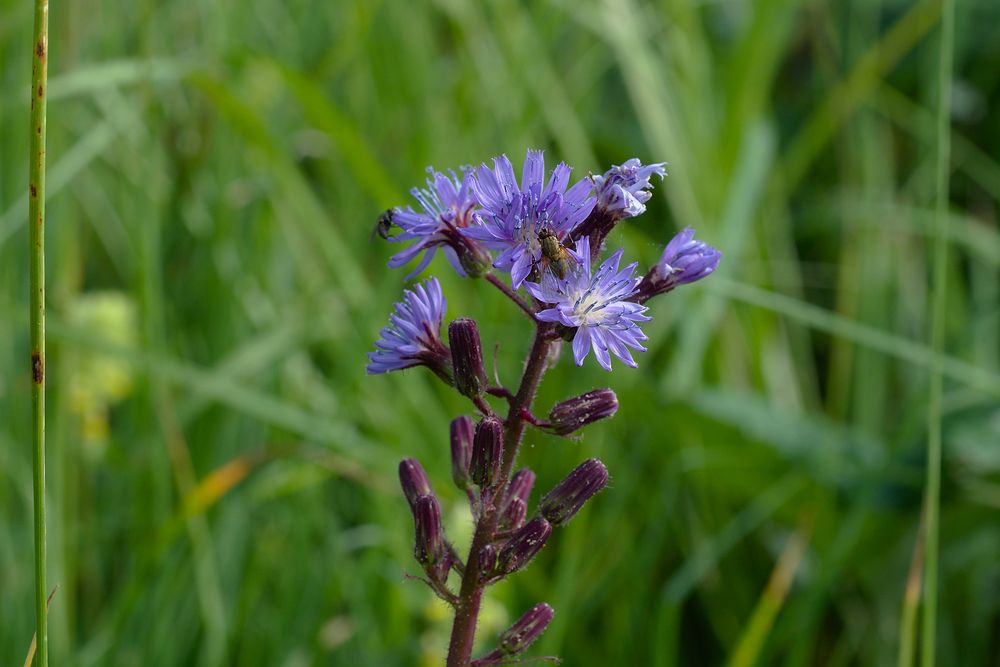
[
  {"xmin": 28, "ymin": 0, "xmax": 50, "ymax": 663},
  {"xmin": 485, "ymin": 273, "xmax": 536, "ymax": 319},
  {"xmin": 446, "ymin": 324, "xmax": 554, "ymax": 667}
]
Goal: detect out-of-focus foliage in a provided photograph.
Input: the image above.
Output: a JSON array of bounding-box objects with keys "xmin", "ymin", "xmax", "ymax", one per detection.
[{"xmin": 1, "ymin": 0, "xmax": 999, "ymax": 665}]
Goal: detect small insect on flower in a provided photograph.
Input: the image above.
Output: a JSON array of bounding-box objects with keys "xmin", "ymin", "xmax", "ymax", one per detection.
[
  {"xmin": 537, "ymin": 228, "xmax": 573, "ymax": 279},
  {"xmin": 371, "ymin": 209, "xmax": 396, "ymax": 241}
]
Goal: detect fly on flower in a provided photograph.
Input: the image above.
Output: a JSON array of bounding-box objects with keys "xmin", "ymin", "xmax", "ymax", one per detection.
[
  {"xmin": 537, "ymin": 228, "xmax": 573, "ymax": 279},
  {"xmin": 371, "ymin": 209, "xmax": 396, "ymax": 242},
  {"xmin": 525, "ymin": 237, "xmax": 651, "ymax": 371}
]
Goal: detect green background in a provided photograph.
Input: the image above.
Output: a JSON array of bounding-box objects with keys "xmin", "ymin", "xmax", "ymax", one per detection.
[{"xmin": 2, "ymin": 0, "xmax": 999, "ymax": 664}]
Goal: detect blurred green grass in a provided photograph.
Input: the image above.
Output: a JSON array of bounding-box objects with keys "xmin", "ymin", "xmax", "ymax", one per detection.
[{"xmin": 2, "ymin": 0, "xmax": 999, "ymax": 665}]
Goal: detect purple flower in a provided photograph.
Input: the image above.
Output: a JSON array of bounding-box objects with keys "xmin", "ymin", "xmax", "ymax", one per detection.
[
  {"xmin": 388, "ymin": 168, "xmax": 491, "ymax": 278},
  {"xmin": 525, "ymin": 238, "xmax": 651, "ymax": 371},
  {"xmin": 464, "ymin": 149, "xmax": 596, "ymax": 288},
  {"xmin": 366, "ymin": 278, "xmax": 452, "ymax": 381},
  {"xmin": 634, "ymin": 227, "xmax": 721, "ymax": 302},
  {"xmin": 592, "ymin": 158, "xmax": 667, "ymax": 219}
]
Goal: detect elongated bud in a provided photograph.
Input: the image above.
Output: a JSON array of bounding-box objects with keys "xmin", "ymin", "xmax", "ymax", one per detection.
[
  {"xmin": 499, "ymin": 603, "xmax": 555, "ymax": 655},
  {"xmin": 398, "ymin": 458, "xmax": 433, "ymax": 509},
  {"xmin": 539, "ymin": 459, "xmax": 609, "ymax": 526},
  {"xmin": 471, "ymin": 416, "xmax": 503, "ymax": 488},
  {"xmin": 500, "ymin": 498, "xmax": 527, "ymax": 531},
  {"xmin": 498, "ymin": 517, "xmax": 551, "ymax": 575},
  {"xmin": 502, "ymin": 469, "xmax": 535, "ymax": 509},
  {"xmin": 548, "ymin": 389, "xmax": 618, "ymax": 436},
  {"xmin": 413, "ymin": 495, "xmax": 444, "ymax": 567},
  {"xmin": 450, "ymin": 416, "xmax": 475, "ymax": 489},
  {"xmin": 479, "ymin": 543, "xmax": 498, "ymax": 576},
  {"xmin": 499, "ymin": 468, "xmax": 534, "ymax": 529},
  {"xmin": 449, "ymin": 318, "xmax": 488, "ymax": 398}
]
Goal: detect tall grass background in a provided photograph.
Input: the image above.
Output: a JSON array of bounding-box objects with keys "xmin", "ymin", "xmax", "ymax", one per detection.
[{"xmin": 2, "ymin": 0, "xmax": 999, "ymax": 664}]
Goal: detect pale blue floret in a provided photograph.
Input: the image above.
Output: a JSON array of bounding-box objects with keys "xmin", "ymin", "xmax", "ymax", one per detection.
[
  {"xmin": 388, "ymin": 169, "xmax": 480, "ymax": 279},
  {"xmin": 464, "ymin": 149, "xmax": 596, "ymax": 288},
  {"xmin": 366, "ymin": 277, "xmax": 448, "ymax": 374},
  {"xmin": 525, "ymin": 238, "xmax": 651, "ymax": 371},
  {"xmin": 592, "ymin": 158, "xmax": 667, "ymax": 219}
]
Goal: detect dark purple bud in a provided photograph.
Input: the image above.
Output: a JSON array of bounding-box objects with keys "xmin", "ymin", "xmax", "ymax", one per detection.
[
  {"xmin": 450, "ymin": 416, "xmax": 475, "ymax": 489},
  {"xmin": 449, "ymin": 318, "xmax": 488, "ymax": 398},
  {"xmin": 479, "ymin": 543, "xmax": 498, "ymax": 576},
  {"xmin": 499, "ymin": 468, "xmax": 535, "ymax": 528},
  {"xmin": 413, "ymin": 495, "xmax": 444, "ymax": 567},
  {"xmin": 499, "ymin": 603, "xmax": 555, "ymax": 655},
  {"xmin": 398, "ymin": 458, "xmax": 433, "ymax": 509},
  {"xmin": 539, "ymin": 459, "xmax": 609, "ymax": 526},
  {"xmin": 471, "ymin": 416, "xmax": 503, "ymax": 488},
  {"xmin": 547, "ymin": 389, "xmax": 618, "ymax": 436},
  {"xmin": 498, "ymin": 517, "xmax": 551, "ymax": 575},
  {"xmin": 500, "ymin": 497, "xmax": 527, "ymax": 531}
]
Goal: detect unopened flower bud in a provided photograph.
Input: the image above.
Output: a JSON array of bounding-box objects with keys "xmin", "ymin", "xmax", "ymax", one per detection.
[
  {"xmin": 498, "ymin": 517, "xmax": 551, "ymax": 575},
  {"xmin": 539, "ymin": 459, "xmax": 609, "ymax": 526},
  {"xmin": 471, "ymin": 416, "xmax": 503, "ymax": 488},
  {"xmin": 547, "ymin": 389, "xmax": 618, "ymax": 436},
  {"xmin": 413, "ymin": 495, "xmax": 444, "ymax": 567},
  {"xmin": 450, "ymin": 416, "xmax": 475, "ymax": 489},
  {"xmin": 499, "ymin": 468, "xmax": 534, "ymax": 529},
  {"xmin": 457, "ymin": 240, "xmax": 493, "ymax": 278},
  {"xmin": 449, "ymin": 318, "xmax": 488, "ymax": 398},
  {"xmin": 479, "ymin": 543, "xmax": 498, "ymax": 576},
  {"xmin": 398, "ymin": 458, "xmax": 433, "ymax": 509},
  {"xmin": 500, "ymin": 497, "xmax": 527, "ymax": 531},
  {"xmin": 499, "ymin": 603, "xmax": 555, "ymax": 655}
]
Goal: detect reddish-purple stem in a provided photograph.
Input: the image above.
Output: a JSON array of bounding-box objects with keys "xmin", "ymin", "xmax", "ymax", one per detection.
[
  {"xmin": 485, "ymin": 273, "xmax": 537, "ymax": 319},
  {"xmin": 445, "ymin": 324, "xmax": 554, "ymax": 667}
]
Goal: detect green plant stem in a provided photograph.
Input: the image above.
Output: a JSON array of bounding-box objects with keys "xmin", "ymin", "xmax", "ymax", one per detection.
[
  {"xmin": 922, "ymin": 1, "xmax": 955, "ymax": 666},
  {"xmin": 28, "ymin": 0, "xmax": 50, "ymax": 664},
  {"xmin": 445, "ymin": 323, "xmax": 554, "ymax": 667}
]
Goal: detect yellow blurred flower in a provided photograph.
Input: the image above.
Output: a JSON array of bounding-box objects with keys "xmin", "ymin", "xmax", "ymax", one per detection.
[{"xmin": 65, "ymin": 291, "xmax": 137, "ymax": 451}]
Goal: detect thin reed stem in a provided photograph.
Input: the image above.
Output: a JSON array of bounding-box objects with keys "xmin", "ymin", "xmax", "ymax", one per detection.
[
  {"xmin": 28, "ymin": 0, "xmax": 50, "ymax": 664},
  {"xmin": 922, "ymin": 1, "xmax": 955, "ymax": 665}
]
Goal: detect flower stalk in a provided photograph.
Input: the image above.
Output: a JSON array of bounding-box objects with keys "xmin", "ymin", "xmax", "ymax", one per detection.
[{"xmin": 369, "ymin": 149, "xmax": 719, "ymax": 665}]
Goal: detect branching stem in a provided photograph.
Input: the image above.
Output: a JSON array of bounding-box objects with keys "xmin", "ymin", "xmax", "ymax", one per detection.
[{"xmin": 445, "ymin": 324, "xmax": 554, "ymax": 667}]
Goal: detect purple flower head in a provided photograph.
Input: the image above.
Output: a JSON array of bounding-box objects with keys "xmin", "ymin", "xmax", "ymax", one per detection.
[
  {"xmin": 592, "ymin": 158, "xmax": 667, "ymax": 219},
  {"xmin": 388, "ymin": 168, "xmax": 491, "ymax": 278},
  {"xmin": 366, "ymin": 278, "xmax": 452, "ymax": 382},
  {"xmin": 525, "ymin": 238, "xmax": 651, "ymax": 371},
  {"xmin": 635, "ymin": 227, "xmax": 721, "ymax": 302},
  {"xmin": 464, "ymin": 149, "xmax": 596, "ymax": 288}
]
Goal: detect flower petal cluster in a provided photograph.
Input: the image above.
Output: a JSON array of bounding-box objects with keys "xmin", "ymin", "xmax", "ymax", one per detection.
[
  {"xmin": 591, "ymin": 158, "xmax": 667, "ymax": 219},
  {"xmin": 366, "ymin": 278, "xmax": 450, "ymax": 378},
  {"xmin": 526, "ymin": 238, "xmax": 650, "ymax": 371},
  {"xmin": 633, "ymin": 227, "xmax": 721, "ymax": 302},
  {"xmin": 463, "ymin": 150, "xmax": 596, "ymax": 287},
  {"xmin": 388, "ymin": 168, "xmax": 486, "ymax": 278}
]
